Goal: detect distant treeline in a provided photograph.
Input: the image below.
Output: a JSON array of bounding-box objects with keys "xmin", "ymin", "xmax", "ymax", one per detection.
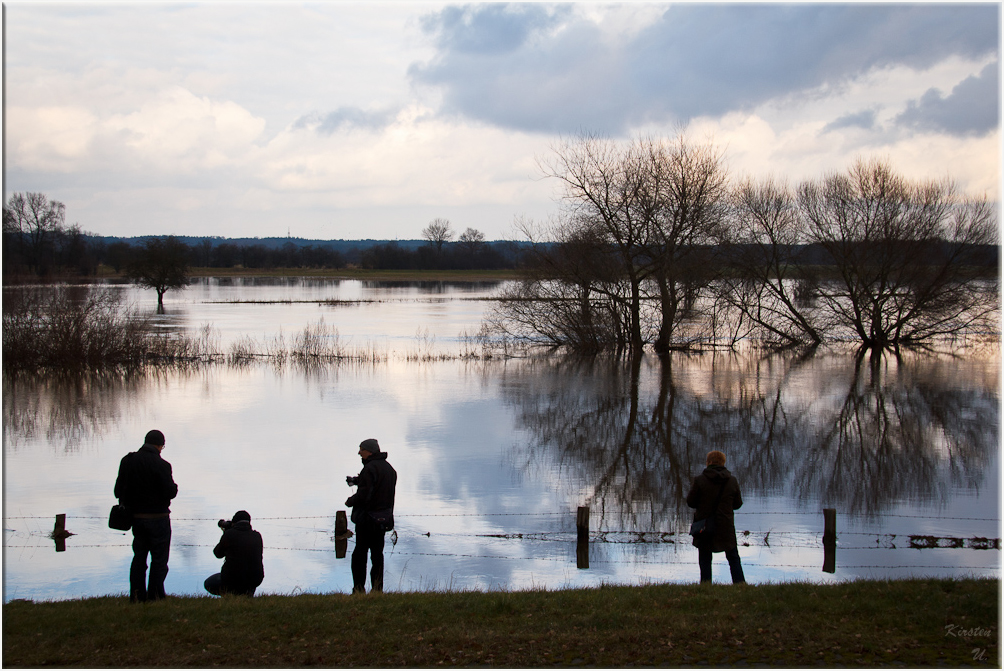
[
  {"xmin": 2, "ymin": 226, "xmax": 523, "ymax": 278},
  {"xmin": 2, "ymin": 222, "xmax": 996, "ymax": 281}
]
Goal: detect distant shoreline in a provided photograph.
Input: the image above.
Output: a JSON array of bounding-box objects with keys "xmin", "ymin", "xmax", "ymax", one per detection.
[
  {"xmin": 185, "ymin": 267, "xmax": 524, "ymax": 281},
  {"xmin": 3, "ymin": 267, "xmax": 526, "ymax": 285}
]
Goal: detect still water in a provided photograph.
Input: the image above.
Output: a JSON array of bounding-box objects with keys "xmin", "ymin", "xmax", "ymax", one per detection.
[{"xmin": 3, "ymin": 278, "xmax": 1000, "ymax": 602}]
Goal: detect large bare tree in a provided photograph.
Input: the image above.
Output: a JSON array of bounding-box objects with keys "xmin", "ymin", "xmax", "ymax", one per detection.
[
  {"xmin": 539, "ymin": 135, "xmax": 659, "ymax": 351},
  {"xmin": 798, "ymin": 158, "xmax": 998, "ymax": 349},
  {"xmin": 3, "ymin": 192, "xmax": 66, "ymax": 275},
  {"xmin": 718, "ymin": 176, "xmax": 824, "ymax": 347},
  {"xmin": 642, "ymin": 133, "xmax": 730, "ymax": 352}
]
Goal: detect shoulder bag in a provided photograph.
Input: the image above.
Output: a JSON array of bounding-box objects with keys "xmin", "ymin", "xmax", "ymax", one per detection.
[
  {"xmin": 367, "ymin": 508, "xmax": 394, "ymax": 532},
  {"xmin": 108, "ymin": 503, "xmax": 132, "ymax": 531}
]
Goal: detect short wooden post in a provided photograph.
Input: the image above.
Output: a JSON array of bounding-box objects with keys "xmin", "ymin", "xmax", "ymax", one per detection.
[
  {"xmin": 52, "ymin": 514, "xmax": 69, "ymax": 552},
  {"xmin": 576, "ymin": 506, "xmax": 589, "ymax": 569},
  {"xmin": 335, "ymin": 510, "xmax": 349, "ymax": 559},
  {"xmin": 822, "ymin": 508, "xmax": 836, "ymax": 573}
]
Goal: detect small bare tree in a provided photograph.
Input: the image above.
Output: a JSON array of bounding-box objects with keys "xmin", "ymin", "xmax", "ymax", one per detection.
[
  {"xmin": 491, "ymin": 214, "xmax": 630, "ymax": 353},
  {"xmin": 127, "ymin": 237, "xmax": 191, "ymax": 313},
  {"xmin": 458, "ymin": 227, "xmax": 486, "ymax": 256},
  {"xmin": 422, "ymin": 218, "xmax": 454, "ymax": 252}
]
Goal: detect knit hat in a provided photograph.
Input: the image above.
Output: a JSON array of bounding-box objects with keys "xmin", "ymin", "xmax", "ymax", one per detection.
[
  {"xmin": 232, "ymin": 510, "xmax": 251, "ymax": 523},
  {"xmin": 359, "ymin": 438, "xmax": 380, "ymax": 453},
  {"xmin": 144, "ymin": 430, "xmax": 166, "ymax": 446}
]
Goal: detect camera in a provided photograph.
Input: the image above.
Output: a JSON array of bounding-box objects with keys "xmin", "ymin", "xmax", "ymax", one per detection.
[
  {"xmin": 218, "ymin": 519, "xmax": 233, "ymax": 530},
  {"xmin": 346, "ymin": 476, "xmax": 359, "ymax": 486}
]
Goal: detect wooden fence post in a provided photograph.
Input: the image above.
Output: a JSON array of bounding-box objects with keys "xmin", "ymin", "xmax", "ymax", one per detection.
[
  {"xmin": 822, "ymin": 508, "xmax": 836, "ymax": 573},
  {"xmin": 335, "ymin": 510, "xmax": 350, "ymax": 559},
  {"xmin": 52, "ymin": 514, "xmax": 70, "ymax": 553},
  {"xmin": 576, "ymin": 506, "xmax": 589, "ymax": 569}
]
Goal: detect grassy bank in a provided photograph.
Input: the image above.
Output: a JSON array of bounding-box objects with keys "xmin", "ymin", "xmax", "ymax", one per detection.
[{"xmin": 3, "ymin": 579, "xmax": 999, "ymax": 667}]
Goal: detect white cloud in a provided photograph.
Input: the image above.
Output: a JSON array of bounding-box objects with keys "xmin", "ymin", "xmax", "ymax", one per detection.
[
  {"xmin": 104, "ymin": 87, "xmax": 266, "ymax": 170},
  {"xmin": 6, "ymin": 106, "xmax": 98, "ymax": 169},
  {"xmin": 258, "ymin": 104, "xmax": 550, "ymax": 210}
]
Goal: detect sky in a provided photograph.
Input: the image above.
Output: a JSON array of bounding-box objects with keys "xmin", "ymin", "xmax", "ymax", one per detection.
[{"xmin": 3, "ymin": 2, "xmax": 1001, "ymax": 241}]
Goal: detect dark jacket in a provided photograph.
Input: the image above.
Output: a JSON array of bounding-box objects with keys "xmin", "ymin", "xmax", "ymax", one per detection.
[
  {"xmin": 214, "ymin": 521, "xmax": 264, "ymax": 594},
  {"xmin": 345, "ymin": 452, "xmax": 397, "ymax": 526},
  {"xmin": 686, "ymin": 465, "xmax": 742, "ymax": 552},
  {"xmin": 114, "ymin": 444, "xmax": 178, "ymax": 514}
]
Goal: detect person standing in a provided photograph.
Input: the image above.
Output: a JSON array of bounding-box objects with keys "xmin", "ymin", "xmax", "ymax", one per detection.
[
  {"xmin": 686, "ymin": 450, "xmax": 745, "ymax": 584},
  {"xmin": 204, "ymin": 510, "xmax": 264, "ymax": 597},
  {"xmin": 345, "ymin": 438, "xmax": 397, "ymax": 594},
  {"xmin": 114, "ymin": 429, "xmax": 178, "ymax": 602}
]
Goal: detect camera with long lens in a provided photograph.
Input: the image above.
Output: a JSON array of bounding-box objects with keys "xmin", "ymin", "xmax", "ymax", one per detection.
[
  {"xmin": 346, "ymin": 475, "xmax": 359, "ymax": 486},
  {"xmin": 218, "ymin": 519, "xmax": 233, "ymax": 530}
]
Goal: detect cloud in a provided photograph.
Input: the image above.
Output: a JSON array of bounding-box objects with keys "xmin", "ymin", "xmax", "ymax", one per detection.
[
  {"xmin": 420, "ymin": 3, "xmax": 569, "ymax": 55},
  {"xmin": 410, "ymin": 3, "xmax": 1000, "ymax": 135},
  {"xmin": 7, "ymin": 85, "xmax": 266, "ymax": 178},
  {"xmin": 822, "ymin": 109, "xmax": 879, "ymax": 133},
  {"xmin": 895, "ymin": 60, "xmax": 1000, "ymax": 136},
  {"xmin": 292, "ymin": 106, "xmax": 401, "ymax": 134}
]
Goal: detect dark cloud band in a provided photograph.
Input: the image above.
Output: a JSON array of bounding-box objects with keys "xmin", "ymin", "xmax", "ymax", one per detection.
[{"xmin": 410, "ymin": 3, "xmax": 1000, "ymax": 136}]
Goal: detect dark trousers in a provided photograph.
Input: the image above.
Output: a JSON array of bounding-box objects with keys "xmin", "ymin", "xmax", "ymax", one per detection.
[
  {"xmin": 351, "ymin": 521, "xmax": 386, "ymax": 593},
  {"xmin": 699, "ymin": 546, "xmax": 745, "ymax": 584},
  {"xmin": 130, "ymin": 516, "xmax": 171, "ymax": 602},
  {"xmin": 204, "ymin": 573, "xmax": 256, "ymax": 597}
]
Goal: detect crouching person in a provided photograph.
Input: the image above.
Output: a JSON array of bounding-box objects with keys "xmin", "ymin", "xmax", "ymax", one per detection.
[{"xmin": 204, "ymin": 510, "xmax": 264, "ymax": 597}]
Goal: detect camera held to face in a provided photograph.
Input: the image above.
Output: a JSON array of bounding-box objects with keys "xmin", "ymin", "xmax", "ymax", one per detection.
[
  {"xmin": 346, "ymin": 475, "xmax": 359, "ymax": 486},
  {"xmin": 218, "ymin": 519, "xmax": 233, "ymax": 530}
]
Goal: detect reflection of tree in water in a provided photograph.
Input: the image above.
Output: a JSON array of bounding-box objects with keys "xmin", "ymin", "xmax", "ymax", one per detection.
[
  {"xmin": 503, "ymin": 349, "xmax": 998, "ymax": 525},
  {"xmin": 794, "ymin": 351, "xmax": 999, "ymax": 518},
  {"xmin": 3, "ymin": 369, "xmax": 183, "ymax": 453},
  {"xmin": 2, "ymin": 362, "xmax": 352, "ymax": 454},
  {"xmin": 501, "ymin": 353, "xmax": 714, "ymax": 532}
]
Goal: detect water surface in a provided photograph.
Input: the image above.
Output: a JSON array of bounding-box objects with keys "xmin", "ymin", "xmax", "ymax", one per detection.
[{"xmin": 3, "ymin": 279, "xmax": 999, "ymax": 601}]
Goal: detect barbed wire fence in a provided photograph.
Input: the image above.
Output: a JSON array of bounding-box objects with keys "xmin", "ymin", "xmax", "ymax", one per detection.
[{"xmin": 5, "ymin": 510, "xmax": 1000, "ymax": 570}]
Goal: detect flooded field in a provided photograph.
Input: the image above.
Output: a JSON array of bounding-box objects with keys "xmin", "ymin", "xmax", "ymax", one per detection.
[{"xmin": 3, "ymin": 279, "xmax": 999, "ymax": 601}]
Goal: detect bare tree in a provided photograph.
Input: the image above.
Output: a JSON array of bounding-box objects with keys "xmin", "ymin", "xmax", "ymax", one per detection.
[
  {"xmin": 798, "ymin": 158, "xmax": 999, "ymax": 349},
  {"xmin": 719, "ymin": 175, "xmax": 823, "ymax": 347},
  {"xmin": 539, "ymin": 135, "xmax": 658, "ymax": 351},
  {"xmin": 127, "ymin": 237, "xmax": 191, "ymax": 312},
  {"xmin": 642, "ymin": 133, "xmax": 730, "ymax": 353},
  {"xmin": 458, "ymin": 227, "xmax": 486, "ymax": 256},
  {"xmin": 422, "ymin": 218, "xmax": 454, "ymax": 252},
  {"xmin": 3, "ymin": 192, "xmax": 66, "ymax": 275},
  {"xmin": 490, "ymin": 215, "xmax": 629, "ymax": 353}
]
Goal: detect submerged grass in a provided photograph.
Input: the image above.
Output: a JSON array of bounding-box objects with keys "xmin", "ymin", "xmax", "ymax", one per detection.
[
  {"xmin": 3, "ymin": 285, "xmax": 519, "ymax": 372},
  {"xmin": 3, "ymin": 578, "xmax": 998, "ymax": 667},
  {"xmin": 2, "ymin": 286, "xmax": 193, "ymax": 371}
]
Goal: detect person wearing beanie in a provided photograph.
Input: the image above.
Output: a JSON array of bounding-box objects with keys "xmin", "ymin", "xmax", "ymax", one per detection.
[
  {"xmin": 204, "ymin": 510, "xmax": 264, "ymax": 597},
  {"xmin": 686, "ymin": 450, "xmax": 745, "ymax": 584},
  {"xmin": 114, "ymin": 429, "xmax": 178, "ymax": 602},
  {"xmin": 345, "ymin": 438, "xmax": 397, "ymax": 593}
]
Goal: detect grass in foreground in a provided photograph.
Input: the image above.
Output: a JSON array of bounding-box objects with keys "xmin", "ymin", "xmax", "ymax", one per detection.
[{"xmin": 3, "ymin": 579, "xmax": 999, "ymax": 667}]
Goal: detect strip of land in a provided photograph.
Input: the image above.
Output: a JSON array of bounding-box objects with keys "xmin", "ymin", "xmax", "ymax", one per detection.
[
  {"xmin": 3, "ymin": 578, "xmax": 998, "ymax": 667},
  {"xmin": 184, "ymin": 267, "xmax": 522, "ymax": 281}
]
